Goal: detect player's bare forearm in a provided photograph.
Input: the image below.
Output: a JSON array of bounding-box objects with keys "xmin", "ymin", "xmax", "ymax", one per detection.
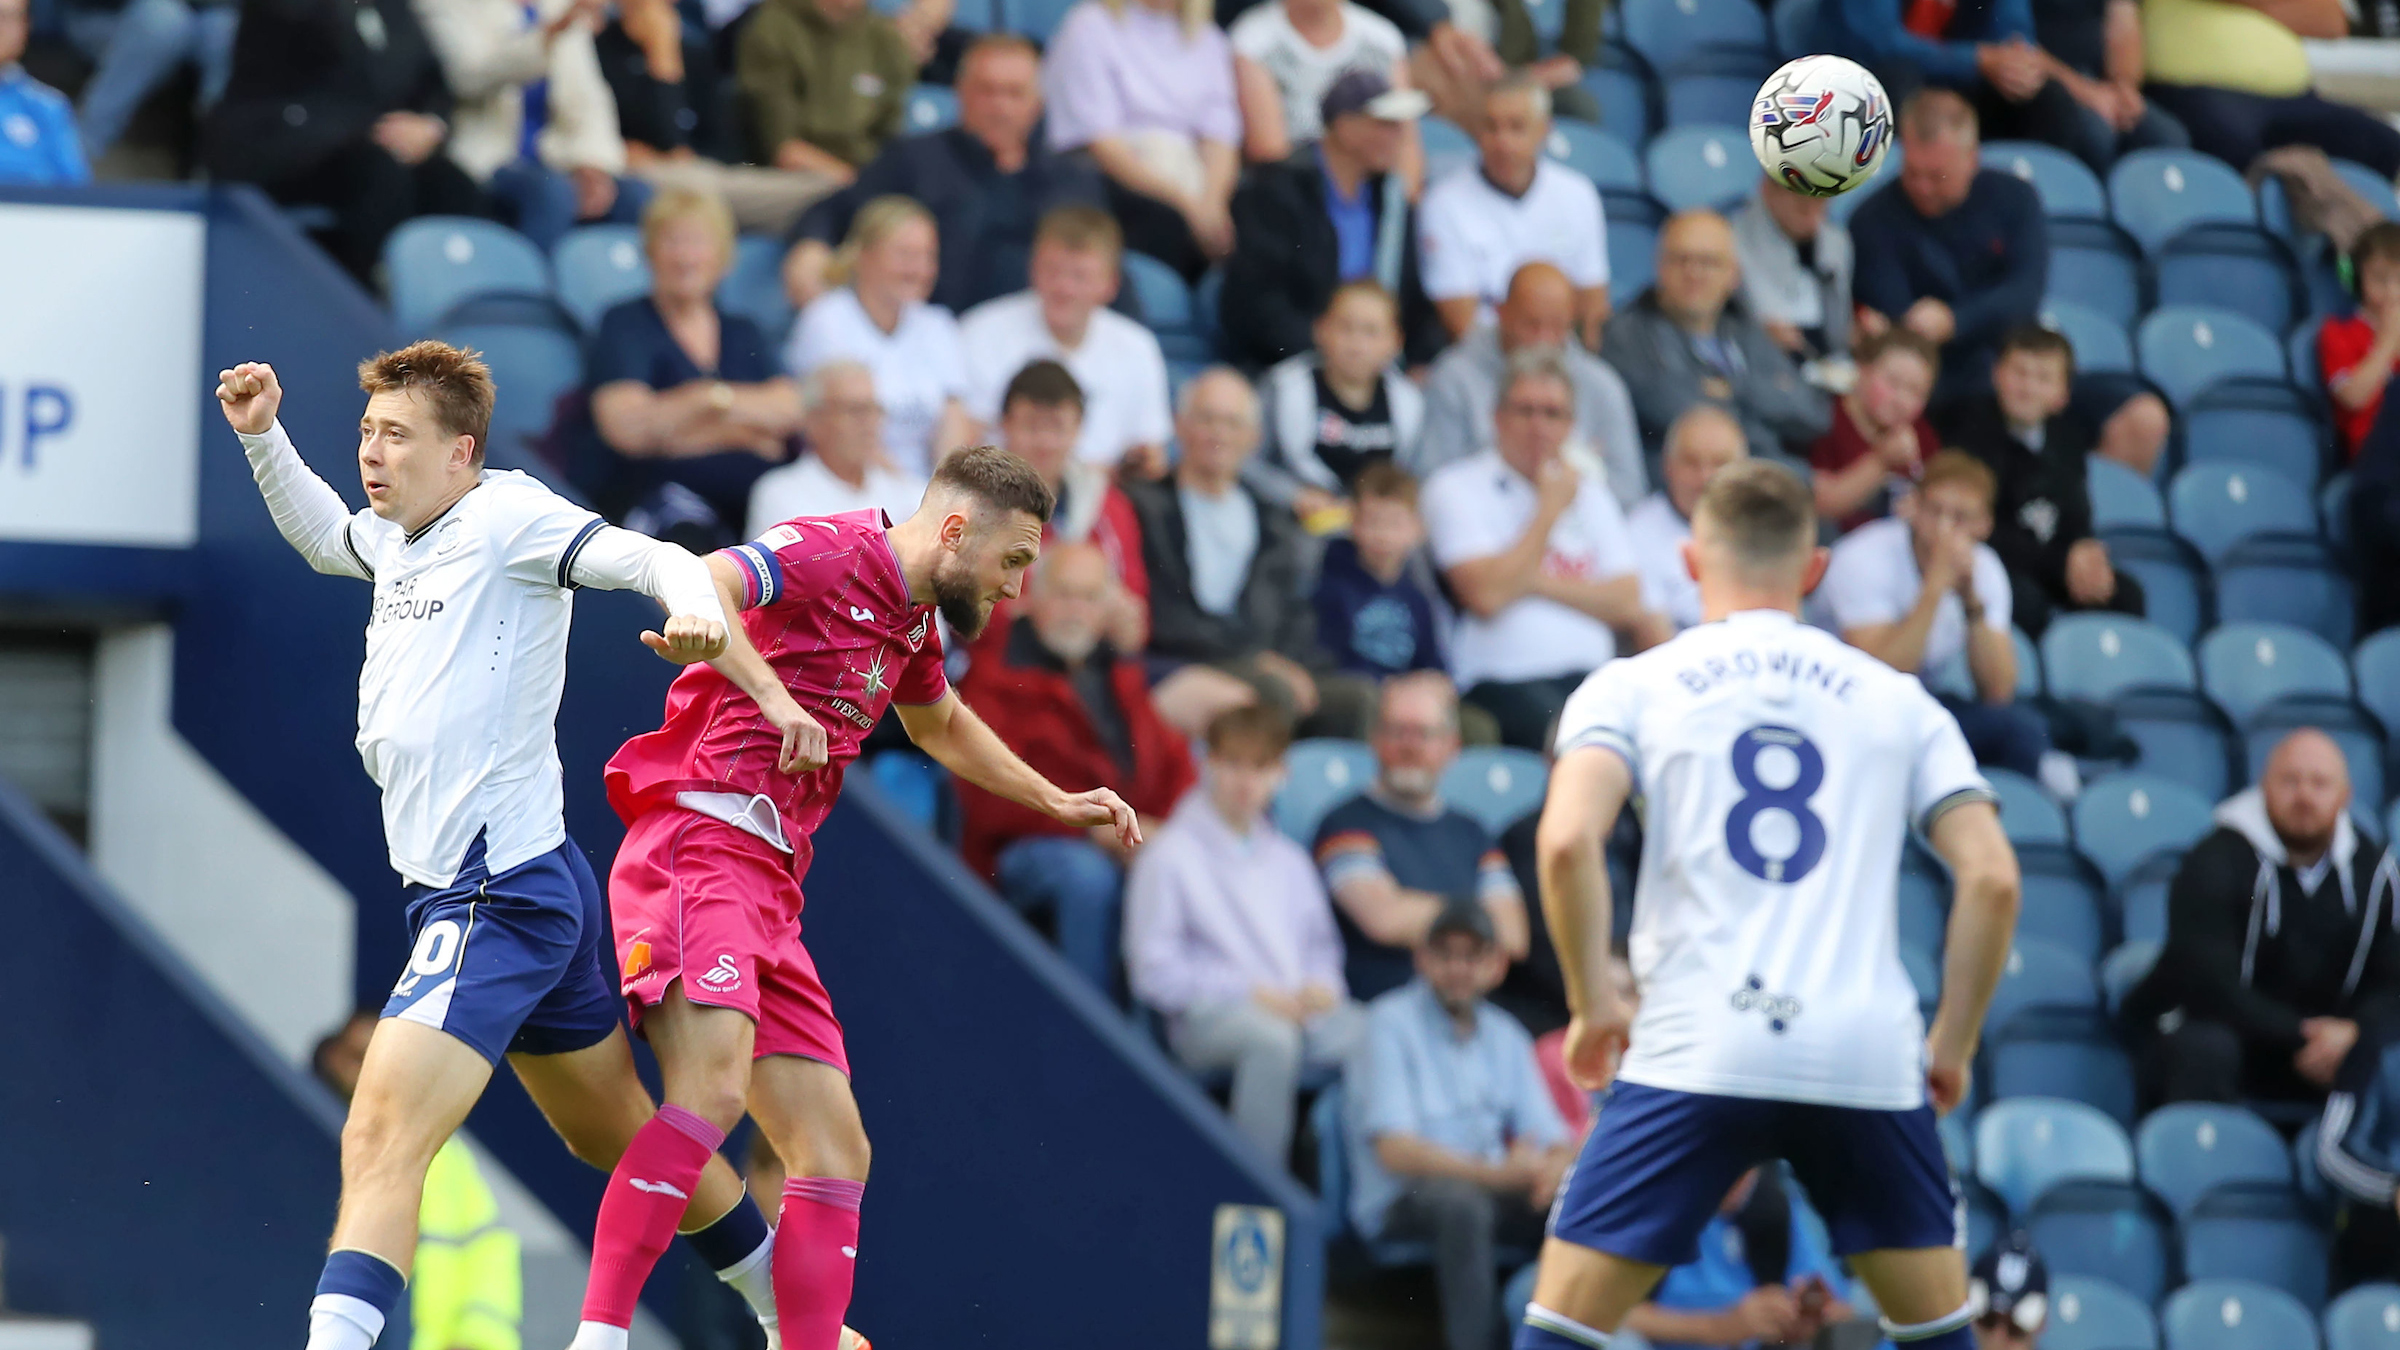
[
  {"xmin": 1536, "ymin": 746, "xmax": 1632, "ymax": 1016},
  {"xmin": 900, "ymin": 691, "xmax": 1141, "ymax": 844},
  {"xmin": 1927, "ymin": 800, "xmax": 2021, "ymax": 1065},
  {"xmin": 695, "ymin": 554, "xmax": 825, "ymax": 772}
]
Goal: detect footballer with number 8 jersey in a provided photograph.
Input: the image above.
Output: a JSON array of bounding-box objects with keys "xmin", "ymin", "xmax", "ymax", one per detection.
[
  {"xmin": 220, "ymin": 345, "xmax": 801, "ymax": 1350},
  {"xmin": 1514, "ymin": 461, "xmax": 2023, "ymax": 1350},
  {"xmin": 572, "ymin": 446, "xmax": 1140, "ymax": 1350}
]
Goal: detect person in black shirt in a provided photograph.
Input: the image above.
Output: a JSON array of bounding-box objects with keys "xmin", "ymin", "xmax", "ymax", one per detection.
[
  {"xmin": 1939, "ymin": 324, "xmax": 2144, "ymax": 636},
  {"xmin": 1311, "ymin": 673, "xmax": 1529, "ymax": 999},
  {"xmin": 2025, "ymin": 0, "xmax": 2188, "ymax": 171}
]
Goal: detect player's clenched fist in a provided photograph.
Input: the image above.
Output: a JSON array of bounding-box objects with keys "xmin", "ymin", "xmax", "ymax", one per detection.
[
  {"xmin": 216, "ymin": 362, "xmax": 283, "ymax": 435},
  {"xmin": 763, "ymin": 695, "xmax": 828, "ymax": 774},
  {"xmin": 641, "ymin": 614, "xmax": 730, "ymax": 664},
  {"xmin": 1053, "ymin": 785, "xmax": 1141, "ymax": 848},
  {"xmin": 1559, "ymin": 1004, "xmax": 1630, "ymax": 1091}
]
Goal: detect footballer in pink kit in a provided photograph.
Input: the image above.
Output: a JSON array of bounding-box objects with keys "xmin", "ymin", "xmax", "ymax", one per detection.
[{"xmin": 573, "ymin": 448, "xmax": 1140, "ymax": 1350}]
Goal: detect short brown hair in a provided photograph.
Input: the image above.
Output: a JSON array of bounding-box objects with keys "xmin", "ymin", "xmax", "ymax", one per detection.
[
  {"xmin": 1353, "ymin": 461, "xmax": 1419, "ymax": 507},
  {"xmin": 961, "ymin": 30, "xmax": 1039, "ymax": 70},
  {"xmin": 931, "ymin": 444, "xmax": 1057, "ymax": 522},
  {"xmin": 1900, "ymin": 87, "xmax": 1977, "ymax": 143},
  {"xmin": 1205, "ymin": 702, "xmax": 1293, "ymax": 760},
  {"xmin": 358, "ymin": 341, "xmax": 495, "ymax": 466},
  {"xmin": 2354, "ymin": 221, "xmax": 2400, "ymax": 275},
  {"xmin": 1035, "ymin": 204, "xmax": 1123, "ymax": 258},
  {"xmin": 1856, "ymin": 327, "xmax": 1940, "ymax": 374},
  {"xmin": 1694, "ymin": 459, "xmax": 1815, "ymax": 572},
  {"xmin": 1001, "ymin": 359, "xmax": 1085, "ymax": 417},
  {"xmin": 1919, "ymin": 449, "xmax": 1998, "ymax": 507},
  {"xmin": 1322, "ymin": 278, "xmax": 1399, "ymax": 324},
  {"xmin": 1998, "ymin": 322, "xmax": 2074, "ymax": 367}
]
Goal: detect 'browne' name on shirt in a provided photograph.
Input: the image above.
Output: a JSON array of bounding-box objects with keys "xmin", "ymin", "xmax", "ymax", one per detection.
[
  {"xmin": 372, "ymin": 576, "xmax": 447, "ymax": 627},
  {"xmin": 1674, "ymin": 648, "xmax": 1859, "ymax": 701}
]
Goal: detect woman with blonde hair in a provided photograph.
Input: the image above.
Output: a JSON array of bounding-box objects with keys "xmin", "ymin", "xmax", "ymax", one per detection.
[
  {"xmin": 577, "ymin": 186, "xmax": 803, "ymax": 543},
  {"xmin": 783, "ymin": 194, "xmax": 975, "ymax": 476},
  {"xmin": 1041, "ymin": 0, "xmax": 1242, "ymax": 280}
]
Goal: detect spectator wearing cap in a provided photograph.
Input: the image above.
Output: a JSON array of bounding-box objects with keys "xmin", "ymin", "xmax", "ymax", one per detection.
[
  {"xmin": 1346, "ymin": 896, "xmax": 1573, "ymax": 1350},
  {"xmin": 0, "ymin": 0, "xmax": 89, "ymax": 184},
  {"xmin": 1969, "ymin": 1233, "xmax": 2049, "ymax": 1350},
  {"xmin": 781, "ymin": 34, "xmax": 1108, "ymax": 313},
  {"xmin": 1417, "ymin": 74, "xmax": 1609, "ymax": 349},
  {"xmin": 1124, "ymin": 703, "xmax": 1358, "ymax": 1167},
  {"xmin": 1221, "ymin": 67, "xmax": 1448, "ymax": 372},
  {"xmin": 1228, "ymin": 0, "xmax": 1410, "ymax": 162}
]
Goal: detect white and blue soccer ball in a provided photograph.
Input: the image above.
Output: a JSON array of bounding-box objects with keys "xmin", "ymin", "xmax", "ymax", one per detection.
[{"xmin": 1749, "ymin": 54, "xmax": 1894, "ymax": 197}]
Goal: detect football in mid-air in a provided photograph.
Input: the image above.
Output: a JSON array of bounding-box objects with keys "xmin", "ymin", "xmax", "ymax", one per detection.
[{"xmin": 1749, "ymin": 55, "xmax": 1893, "ymax": 197}]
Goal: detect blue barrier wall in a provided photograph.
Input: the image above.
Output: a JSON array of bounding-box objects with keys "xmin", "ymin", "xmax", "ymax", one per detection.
[{"xmin": 0, "ymin": 775, "xmax": 347, "ymax": 1348}]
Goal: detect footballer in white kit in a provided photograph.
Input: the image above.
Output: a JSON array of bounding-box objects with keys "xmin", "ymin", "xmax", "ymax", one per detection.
[{"xmin": 1515, "ymin": 461, "xmax": 2022, "ymax": 1350}]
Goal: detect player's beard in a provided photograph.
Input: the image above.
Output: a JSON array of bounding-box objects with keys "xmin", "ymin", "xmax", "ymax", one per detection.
[{"xmin": 931, "ymin": 554, "xmax": 993, "ymax": 639}]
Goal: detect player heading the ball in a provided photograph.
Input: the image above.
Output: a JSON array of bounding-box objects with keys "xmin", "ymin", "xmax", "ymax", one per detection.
[
  {"xmin": 1516, "ymin": 459, "xmax": 2021, "ymax": 1350},
  {"xmin": 219, "ymin": 344, "xmax": 797, "ymax": 1350}
]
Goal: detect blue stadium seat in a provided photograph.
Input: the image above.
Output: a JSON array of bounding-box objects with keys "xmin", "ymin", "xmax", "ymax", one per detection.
[
  {"xmin": 1644, "ymin": 125, "xmax": 1754, "ymax": 212},
  {"xmin": 2182, "ymin": 379, "xmax": 2327, "ymax": 482},
  {"xmin": 2324, "ymin": 1283, "xmax": 2400, "ymax": 1350},
  {"xmin": 1274, "ymin": 739, "xmax": 1376, "ymax": 841},
  {"xmin": 904, "ymin": 85, "xmax": 957, "ymax": 133},
  {"xmin": 2099, "ymin": 534, "xmax": 2202, "ymax": 645},
  {"xmin": 1420, "ymin": 117, "xmax": 1477, "ymax": 180},
  {"xmin": 1770, "ymin": 0, "xmax": 1818, "ymax": 55},
  {"xmin": 2020, "ymin": 853, "xmax": 2107, "ymax": 960},
  {"xmin": 1987, "ymin": 937, "xmax": 2100, "ymax": 1036},
  {"xmin": 1986, "ymin": 768, "xmax": 2070, "ymax": 848},
  {"xmin": 2138, "ymin": 1104, "xmax": 2293, "ymax": 1215},
  {"xmin": 1122, "ymin": 252, "xmax": 1205, "ymax": 360},
  {"xmin": 2157, "ymin": 229, "xmax": 2302, "ymax": 335},
  {"xmin": 994, "ymin": 0, "xmax": 1075, "ymax": 39},
  {"xmin": 866, "ymin": 750, "xmax": 951, "ymax": 832},
  {"xmin": 2244, "ymin": 696, "xmax": 2385, "ymax": 810},
  {"xmin": 2015, "ymin": 625, "xmax": 2044, "ymax": 698},
  {"xmin": 2182, "ymin": 1189, "xmax": 2330, "ymax": 1310},
  {"xmin": 2117, "ymin": 851, "xmax": 2181, "ymax": 945},
  {"xmin": 1987, "ymin": 1010, "xmax": 2137, "ymax": 1127},
  {"xmin": 2139, "ymin": 307, "xmax": 2288, "ymax": 409},
  {"xmin": 2216, "ymin": 537, "xmax": 2356, "ymax": 651},
  {"xmin": 1661, "ymin": 49, "xmax": 1771, "ymax": 129},
  {"xmin": 1439, "ymin": 747, "xmax": 1547, "ymax": 835},
  {"xmin": 1988, "ymin": 140, "xmax": 2108, "ymax": 219},
  {"xmin": 385, "ymin": 217, "xmax": 553, "ymax": 335},
  {"xmin": 2101, "ymin": 940, "xmax": 2162, "ymax": 1013},
  {"xmin": 1967, "ymin": 1179, "xmax": 2006, "ymax": 1260},
  {"xmin": 2291, "ymin": 322, "xmax": 2323, "ymax": 386},
  {"xmin": 1826, "ymin": 142, "xmax": 1901, "ymax": 226},
  {"xmin": 1976, "ymin": 1097, "xmax": 2137, "ymax": 1215},
  {"xmin": 2335, "ymin": 158, "xmax": 2400, "ymax": 219},
  {"xmin": 1581, "ymin": 53, "xmax": 1654, "ymax": 147},
  {"xmin": 2162, "ymin": 1280, "xmax": 2323, "ymax": 1350},
  {"xmin": 432, "ymin": 323, "xmax": 580, "ymax": 474},
  {"xmin": 1546, "ymin": 121, "xmax": 1643, "ymax": 193},
  {"xmin": 2199, "ymin": 622, "xmax": 2352, "ymax": 725},
  {"xmin": 2090, "ymin": 456, "xmax": 2168, "ymax": 529},
  {"xmin": 1898, "ymin": 868, "xmax": 1946, "ymax": 958},
  {"xmin": 2355, "ymin": 630, "xmax": 2400, "ymax": 742},
  {"xmin": 1192, "ymin": 267, "xmax": 1224, "ymax": 358},
  {"xmin": 552, "ymin": 225, "xmax": 651, "ymax": 332},
  {"xmin": 2042, "ymin": 300, "xmax": 2134, "ymax": 374},
  {"xmin": 2030, "ymin": 1180, "xmax": 2174, "ymax": 1305},
  {"xmin": 2072, "ymin": 771, "xmax": 2218, "ymax": 886},
  {"xmin": 1606, "ymin": 193, "xmax": 1663, "ymax": 301},
  {"xmin": 1521, "ymin": 0, "xmax": 1569, "ymax": 46},
  {"xmin": 2041, "ymin": 614, "xmax": 2198, "ymax": 703},
  {"xmin": 2169, "ymin": 461, "xmax": 2320, "ymax": 564},
  {"xmin": 2326, "ymin": 472, "xmax": 2355, "ymax": 560},
  {"xmin": 2109, "ymin": 149, "xmax": 2259, "ymax": 255},
  {"xmin": 2051, "ymin": 219, "xmax": 2145, "ymax": 327},
  {"xmin": 1621, "ymin": 0, "xmax": 1768, "ymax": 73},
  {"xmin": 718, "ymin": 235, "xmax": 795, "ymax": 346},
  {"xmin": 2048, "ymin": 1274, "xmax": 2162, "ymax": 1350},
  {"xmin": 2115, "ymin": 689, "xmax": 2238, "ymax": 803}
]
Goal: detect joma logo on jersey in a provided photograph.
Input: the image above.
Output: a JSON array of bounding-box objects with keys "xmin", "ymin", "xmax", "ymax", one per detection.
[{"xmin": 1729, "ymin": 976, "xmax": 1803, "ymax": 1033}]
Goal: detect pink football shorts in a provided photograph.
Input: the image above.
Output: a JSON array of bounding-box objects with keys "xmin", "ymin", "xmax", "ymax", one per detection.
[{"xmin": 608, "ymin": 807, "xmax": 848, "ymax": 1073}]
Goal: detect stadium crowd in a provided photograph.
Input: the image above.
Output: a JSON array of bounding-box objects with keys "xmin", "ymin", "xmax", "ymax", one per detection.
[{"xmin": 18, "ymin": 0, "xmax": 2400, "ymax": 1339}]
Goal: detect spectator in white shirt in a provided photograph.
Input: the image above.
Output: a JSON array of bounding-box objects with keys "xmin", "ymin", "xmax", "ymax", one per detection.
[
  {"xmin": 1422, "ymin": 348, "xmax": 1667, "ymax": 749},
  {"xmin": 1819, "ymin": 449, "xmax": 2059, "ymax": 785},
  {"xmin": 959, "ymin": 205, "xmax": 1172, "ymax": 478},
  {"xmin": 1626, "ymin": 404, "xmax": 1748, "ymax": 634},
  {"xmin": 784, "ymin": 194, "xmax": 975, "ymax": 476},
  {"xmin": 744, "ymin": 359, "xmax": 928, "ymax": 534},
  {"xmin": 1228, "ymin": 0, "xmax": 1409, "ymax": 159},
  {"xmin": 1731, "ymin": 173, "xmax": 1854, "ymax": 363},
  {"xmin": 1417, "ymin": 75, "xmax": 1607, "ymax": 350}
]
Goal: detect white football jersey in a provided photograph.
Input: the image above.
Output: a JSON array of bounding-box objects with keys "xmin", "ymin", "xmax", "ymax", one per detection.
[
  {"xmin": 343, "ymin": 472, "xmax": 609, "ymax": 887},
  {"xmin": 1554, "ymin": 609, "xmax": 1992, "ymax": 1110}
]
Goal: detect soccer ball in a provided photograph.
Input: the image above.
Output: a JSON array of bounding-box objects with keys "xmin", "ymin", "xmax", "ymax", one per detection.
[{"xmin": 1749, "ymin": 55, "xmax": 1893, "ymax": 197}]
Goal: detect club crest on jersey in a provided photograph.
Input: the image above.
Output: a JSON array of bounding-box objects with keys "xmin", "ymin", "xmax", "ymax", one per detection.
[{"xmin": 905, "ymin": 612, "xmax": 930, "ymax": 651}]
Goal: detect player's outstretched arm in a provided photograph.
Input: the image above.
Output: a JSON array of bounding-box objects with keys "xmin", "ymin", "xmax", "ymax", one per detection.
[
  {"xmin": 1925, "ymin": 799, "xmax": 2022, "ymax": 1114},
  {"xmin": 217, "ymin": 362, "xmax": 370, "ymax": 580},
  {"xmin": 897, "ymin": 690, "xmax": 1141, "ymax": 848},
  {"xmin": 1536, "ymin": 744, "xmax": 1636, "ymax": 1090}
]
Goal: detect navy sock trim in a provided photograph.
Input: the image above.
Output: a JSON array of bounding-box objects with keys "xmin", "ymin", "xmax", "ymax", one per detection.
[
  {"xmin": 316, "ymin": 1248, "xmax": 408, "ymax": 1312},
  {"xmin": 681, "ymin": 1187, "xmax": 773, "ymax": 1271}
]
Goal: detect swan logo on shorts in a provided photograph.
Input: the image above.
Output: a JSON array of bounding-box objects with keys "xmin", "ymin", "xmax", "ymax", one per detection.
[{"xmin": 698, "ymin": 953, "xmax": 742, "ymax": 992}]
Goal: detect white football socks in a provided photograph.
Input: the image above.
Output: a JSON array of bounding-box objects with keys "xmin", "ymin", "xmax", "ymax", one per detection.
[
  {"xmin": 718, "ymin": 1230, "xmax": 781, "ymax": 1347},
  {"xmin": 305, "ymin": 1294, "xmax": 386, "ymax": 1350},
  {"xmin": 566, "ymin": 1321, "xmax": 632, "ymax": 1350}
]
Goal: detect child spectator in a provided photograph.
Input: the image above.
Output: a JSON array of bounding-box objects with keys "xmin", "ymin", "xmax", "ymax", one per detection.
[
  {"xmin": 1250, "ymin": 280, "xmax": 1424, "ymax": 525},
  {"xmin": 2323, "ymin": 222, "xmax": 2400, "ymax": 463},
  {"xmin": 1313, "ymin": 464, "xmax": 1443, "ymax": 680},
  {"xmin": 0, "ymin": 0, "xmax": 86, "ymax": 184},
  {"xmin": 1124, "ymin": 703, "xmax": 1361, "ymax": 1168},
  {"xmin": 1809, "ymin": 328, "xmax": 1940, "ymax": 533},
  {"xmin": 1941, "ymin": 324, "xmax": 2146, "ymax": 636}
]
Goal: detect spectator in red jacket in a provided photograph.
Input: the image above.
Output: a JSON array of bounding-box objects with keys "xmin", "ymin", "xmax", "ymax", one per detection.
[
  {"xmin": 959, "ymin": 540, "xmax": 1197, "ymax": 993},
  {"xmin": 2322, "ymin": 223, "xmax": 2400, "ymax": 463}
]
